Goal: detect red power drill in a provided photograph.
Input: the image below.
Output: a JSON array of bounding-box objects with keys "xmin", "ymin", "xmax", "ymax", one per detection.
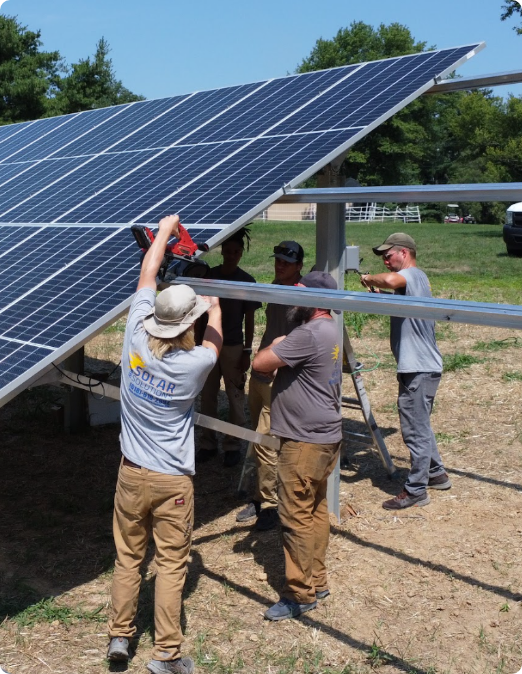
[{"xmin": 131, "ymin": 223, "xmax": 210, "ymax": 280}]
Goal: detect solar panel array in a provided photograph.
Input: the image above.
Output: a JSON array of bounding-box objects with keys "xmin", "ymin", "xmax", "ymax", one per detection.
[{"xmin": 0, "ymin": 43, "xmax": 483, "ymax": 405}]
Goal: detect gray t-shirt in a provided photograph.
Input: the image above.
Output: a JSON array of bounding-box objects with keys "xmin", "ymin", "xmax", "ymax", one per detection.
[
  {"xmin": 120, "ymin": 288, "xmax": 217, "ymax": 475},
  {"xmin": 270, "ymin": 317, "xmax": 343, "ymax": 443},
  {"xmin": 391, "ymin": 267, "xmax": 442, "ymax": 373}
]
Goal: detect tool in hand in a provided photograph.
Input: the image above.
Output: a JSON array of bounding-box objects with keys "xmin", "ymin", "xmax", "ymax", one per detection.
[{"xmin": 131, "ymin": 223, "xmax": 210, "ymax": 280}]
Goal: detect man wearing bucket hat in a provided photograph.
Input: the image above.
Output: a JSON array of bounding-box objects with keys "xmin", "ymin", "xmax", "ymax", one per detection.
[
  {"xmin": 237, "ymin": 240, "xmax": 304, "ymax": 530},
  {"xmin": 360, "ymin": 233, "xmax": 449, "ymax": 511},
  {"xmin": 252, "ymin": 271, "xmax": 343, "ymax": 620},
  {"xmin": 107, "ymin": 214, "xmax": 222, "ymax": 674}
]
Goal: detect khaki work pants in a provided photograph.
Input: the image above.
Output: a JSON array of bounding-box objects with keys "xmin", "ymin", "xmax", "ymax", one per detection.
[
  {"xmin": 200, "ymin": 344, "xmax": 246, "ymax": 453},
  {"xmin": 248, "ymin": 376, "xmax": 278, "ymax": 509},
  {"xmin": 108, "ymin": 463, "xmax": 193, "ymax": 661},
  {"xmin": 277, "ymin": 439, "xmax": 341, "ymax": 605}
]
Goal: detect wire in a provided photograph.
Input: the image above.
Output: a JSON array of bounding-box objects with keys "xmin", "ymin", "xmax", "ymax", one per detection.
[{"xmin": 51, "ymin": 361, "xmax": 121, "ymax": 398}]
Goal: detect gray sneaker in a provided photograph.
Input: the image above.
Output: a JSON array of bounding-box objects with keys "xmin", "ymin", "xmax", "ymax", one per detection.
[
  {"xmin": 236, "ymin": 500, "xmax": 260, "ymax": 522},
  {"xmin": 428, "ymin": 473, "xmax": 452, "ymax": 490},
  {"xmin": 264, "ymin": 597, "xmax": 317, "ymax": 621},
  {"xmin": 147, "ymin": 658, "xmax": 195, "ymax": 674},
  {"xmin": 382, "ymin": 490, "xmax": 430, "ymax": 510},
  {"xmin": 107, "ymin": 636, "xmax": 129, "ymax": 661}
]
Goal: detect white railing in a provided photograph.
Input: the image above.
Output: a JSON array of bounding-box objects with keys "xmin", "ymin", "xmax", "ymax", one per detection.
[{"xmin": 346, "ymin": 203, "xmax": 421, "ymax": 223}]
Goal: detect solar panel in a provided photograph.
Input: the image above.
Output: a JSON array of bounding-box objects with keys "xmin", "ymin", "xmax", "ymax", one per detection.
[{"xmin": 0, "ymin": 43, "xmax": 484, "ymax": 406}]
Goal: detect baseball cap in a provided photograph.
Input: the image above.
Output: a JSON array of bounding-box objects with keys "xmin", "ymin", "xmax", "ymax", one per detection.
[
  {"xmin": 143, "ymin": 284, "xmax": 210, "ymax": 339},
  {"xmin": 271, "ymin": 240, "xmax": 304, "ymax": 263},
  {"xmin": 372, "ymin": 233, "xmax": 417, "ymax": 255},
  {"xmin": 300, "ymin": 271, "xmax": 341, "ymax": 314}
]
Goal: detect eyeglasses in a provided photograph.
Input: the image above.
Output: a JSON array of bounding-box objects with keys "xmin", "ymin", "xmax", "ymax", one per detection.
[
  {"xmin": 273, "ymin": 245, "xmax": 300, "ymax": 261},
  {"xmin": 383, "ymin": 249, "xmax": 400, "ymax": 261}
]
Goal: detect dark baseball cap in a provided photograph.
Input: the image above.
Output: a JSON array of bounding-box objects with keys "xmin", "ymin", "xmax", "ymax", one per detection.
[
  {"xmin": 372, "ymin": 233, "xmax": 417, "ymax": 255},
  {"xmin": 300, "ymin": 271, "xmax": 341, "ymax": 314},
  {"xmin": 271, "ymin": 240, "xmax": 304, "ymax": 263}
]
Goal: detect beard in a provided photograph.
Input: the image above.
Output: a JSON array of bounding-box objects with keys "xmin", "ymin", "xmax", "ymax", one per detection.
[{"xmin": 287, "ymin": 305, "xmax": 315, "ymax": 324}]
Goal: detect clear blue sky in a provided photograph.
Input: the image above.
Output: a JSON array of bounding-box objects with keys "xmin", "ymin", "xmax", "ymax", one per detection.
[{"xmin": 3, "ymin": 0, "xmax": 522, "ymax": 100}]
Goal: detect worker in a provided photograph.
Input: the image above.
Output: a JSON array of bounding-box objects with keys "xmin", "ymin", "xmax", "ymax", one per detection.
[
  {"xmin": 236, "ymin": 240, "xmax": 304, "ymax": 531},
  {"xmin": 253, "ymin": 271, "xmax": 343, "ymax": 620},
  {"xmin": 361, "ymin": 233, "xmax": 450, "ymax": 510},
  {"xmin": 107, "ymin": 214, "xmax": 222, "ymax": 674},
  {"xmin": 197, "ymin": 227, "xmax": 262, "ymax": 467}
]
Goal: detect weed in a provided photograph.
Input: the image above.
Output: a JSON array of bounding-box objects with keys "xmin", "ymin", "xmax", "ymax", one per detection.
[
  {"xmin": 14, "ymin": 597, "xmax": 105, "ymax": 627},
  {"xmin": 443, "ymin": 353, "xmax": 485, "ymax": 372},
  {"xmin": 503, "ymin": 371, "xmax": 522, "ymax": 382},
  {"xmin": 435, "ymin": 432, "xmax": 456, "ymax": 444},
  {"xmin": 367, "ymin": 641, "xmax": 393, "ymax": 668},
  {"xmin": 500, "ymin": 602, "xmax": 510, "ymax": 612},
  {"xmin": 473, "ymin": 337, "xmax": 521, "ymax": 352}
]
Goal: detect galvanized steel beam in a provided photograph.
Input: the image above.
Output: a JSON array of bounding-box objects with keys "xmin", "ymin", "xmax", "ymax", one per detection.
[
  {"xmin": 427, "ymin": 70, "xmax": 522, "ymax": 93},
  {"xmin": 277, "ymin": 183, "xmax": 522, "ymax": 204}
]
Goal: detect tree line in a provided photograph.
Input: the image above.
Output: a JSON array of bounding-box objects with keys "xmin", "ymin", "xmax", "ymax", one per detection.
[{"xmin": 1, "ymin": 14, "xmax": 521, "ymax": 223}]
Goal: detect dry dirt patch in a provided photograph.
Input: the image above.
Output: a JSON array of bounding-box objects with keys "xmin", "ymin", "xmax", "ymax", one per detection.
[{"xmin": 0, "ymin": 323, "xmax": 521, "ymax": 674}]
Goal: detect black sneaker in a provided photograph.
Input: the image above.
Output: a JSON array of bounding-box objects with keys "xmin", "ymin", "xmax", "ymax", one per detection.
[
  {"xmin": 428, "ymin": 473, "xmax": 452, "ymax": 490},
  {"xmin": 223, "ymin": 450, "xmax": 241, "ymax": 468},
  {"xmin": 195, "ymin": 448, "xmax": 217, "ymax": 463},
  {"xmin": 316, "ymin": 589, "xmax": 330, "ymax": 600},
  {"xmin": 236, "ymin": 500, "xmax": 260, "ymax": 522},
  {"xmin": 382, "ymin": 490, "xmax": 430, "ymax": 510},
  {"xmin": 256, "ymin": 507, "xmax": 279, "ymax": 531}
]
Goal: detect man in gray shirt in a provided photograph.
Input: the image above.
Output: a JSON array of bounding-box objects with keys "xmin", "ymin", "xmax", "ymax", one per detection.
[
  {"xmin": 361, "ymin": 233, "xmax": 451, "ymax": 510},
  {"xmin": 253, "ymin": 271, "xmax": 342, "ymax": 621}
]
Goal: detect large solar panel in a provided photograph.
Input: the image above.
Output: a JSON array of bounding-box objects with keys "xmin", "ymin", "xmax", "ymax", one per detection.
[{"xmin": 0, "ymin": 43, "xmax": 484, "ymax": 406}]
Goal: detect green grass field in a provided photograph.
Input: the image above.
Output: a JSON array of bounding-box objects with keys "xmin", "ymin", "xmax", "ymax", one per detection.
[{"xmin": 203, "ymin": 220, "xmax": 522, "ymax": 307}]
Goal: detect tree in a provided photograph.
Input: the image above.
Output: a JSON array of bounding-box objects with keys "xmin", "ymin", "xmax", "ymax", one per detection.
[
  {"xmin": 0, "ymin": 16, "xmax": 61, "ymax": 124},
  {"xmin": 501, "ymin": 0, "xmax": 522, "ymax": 34},
  {"xmin": 48, "ymin": 37, "xmax": 144, "ymax": 116}
]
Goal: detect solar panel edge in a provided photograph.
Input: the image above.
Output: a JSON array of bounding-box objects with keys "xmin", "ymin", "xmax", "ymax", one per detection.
[{"xmin": 0, "ymin": 294, "xmax": 134, "ymax": 410}]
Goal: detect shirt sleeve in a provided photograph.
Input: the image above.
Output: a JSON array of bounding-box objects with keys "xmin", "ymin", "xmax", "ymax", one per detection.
[
  {"xmin": 127, "ymin": 287, "xmax": 156, "ymax": 334},
  {"xmin": 271, "ymin": 326, "xmax": 315, "ymax": 368}
]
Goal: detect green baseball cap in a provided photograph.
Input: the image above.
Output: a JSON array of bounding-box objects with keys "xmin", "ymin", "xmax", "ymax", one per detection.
[{"xmin": 372, "ymin": 233, "xmax": 417, "ymax": 255}]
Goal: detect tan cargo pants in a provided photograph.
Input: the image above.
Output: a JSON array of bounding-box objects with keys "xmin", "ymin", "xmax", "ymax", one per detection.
[
  {"xmin": 277, "ymin": 439, "xmax": 341, "ymax": 604},
  {"xmin": 108, "ymin": 462, "xmax": 193, "ymax": 661},
  {"xmin": 248, "ymin": 375, "xmax": 278, "ymax": 509}
]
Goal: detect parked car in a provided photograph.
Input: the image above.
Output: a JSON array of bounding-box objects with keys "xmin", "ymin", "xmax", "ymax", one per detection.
[
  {"xmin": 444, "ymin": 214, "xmax": 461, "ymax": 223},
  {"xmin": 504, "ymin": 203, "xmax": 522, "ymax": 256}
]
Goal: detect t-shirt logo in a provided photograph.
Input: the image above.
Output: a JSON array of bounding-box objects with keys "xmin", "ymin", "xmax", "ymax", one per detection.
[
  {"xmin": 129, "ymin": 351, "xmax": 145, "ymax": 371},
  {"xmin": 331, "ymin": 344, "xmax": 340, "ymax": 361}
]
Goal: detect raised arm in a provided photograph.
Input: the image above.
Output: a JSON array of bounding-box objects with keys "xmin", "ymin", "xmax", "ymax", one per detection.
[
  {"xmin": 137, "ymin": 214, "xmax": 181, "ymax": 291},
  {"xmin": 201, "ymin": 296, "xmax": 223, "ymax": 358}
]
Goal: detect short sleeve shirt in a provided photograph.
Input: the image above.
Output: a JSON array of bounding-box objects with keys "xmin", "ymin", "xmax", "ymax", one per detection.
[
  {"xmin": 120, "ymin": 288, "xmax": 217, "ymax": 475},
  {"xmin": 391, "ymin": 267, "xmax": 443, "ymax": 373},
  {"xmin": 270, "ymin": 317, "xmax": 343, "ymax": 443}
]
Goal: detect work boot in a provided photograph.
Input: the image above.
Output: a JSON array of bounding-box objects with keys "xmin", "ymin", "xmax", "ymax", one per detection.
[
  {"xmin": 147, "ymin": 657, "xmax": 195, "ymax": 674},
  {"xmin": 264, "ymin": 597, "xmax": 317, "ymax": 621},
  {"xmin": 428, "ymin": 473, "xmax": 452, "ymax": 490},
  {"xmin": 236, "ymin": 500, "xmax": 260, "ymax": 522},
  {"xmin": 382, "ymin": 490, "xmax": 430, "ymax": 510},
  {"xmin": 107, "ymin": 636, "xmax": 129, "ymax": 661},
  {"xmin": 256, "ymin": 507, "xmax": 279, "ymax": 531}
]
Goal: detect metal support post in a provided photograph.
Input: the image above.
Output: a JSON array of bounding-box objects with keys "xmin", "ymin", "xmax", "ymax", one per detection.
[{"xmin": 62, "ymin": 347, "xmax": 88, "ymax": 433}]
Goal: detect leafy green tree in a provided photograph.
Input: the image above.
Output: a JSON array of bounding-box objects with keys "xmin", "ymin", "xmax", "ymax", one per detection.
[
  {"xmin": 501, "ymin": 0, "xmax": 522, "ymax": 34},
  {"xmin": 48, "ymin": 37, "xmax": 144, "ymax": 115},
  {"xmin": 0, "ymin": 16, "xmax": 61, "ymax": 124}
]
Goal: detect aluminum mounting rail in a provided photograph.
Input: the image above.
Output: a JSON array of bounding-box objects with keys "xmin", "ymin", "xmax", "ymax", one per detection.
[
  {"xmin": 277, "ymin": 183, "xmax": 522, "ymax": 204},
  {"xmin": 183, "ymin": 279, "xmax": 522, "ymax": 331},
  {"xmin": 427, "ymin": 70, "xmax": 522, "ymax": 94}
]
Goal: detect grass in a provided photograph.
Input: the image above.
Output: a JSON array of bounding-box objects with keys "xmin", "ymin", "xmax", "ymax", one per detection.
[{"xmin": 442, "ymin": 353, "xmax": 485, "ymax": 372}]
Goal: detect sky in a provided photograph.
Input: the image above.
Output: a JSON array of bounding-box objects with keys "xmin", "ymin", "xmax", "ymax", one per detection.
[{"xmin": 2, "ymin": 0, "xmax": 521, "ymax": 101}]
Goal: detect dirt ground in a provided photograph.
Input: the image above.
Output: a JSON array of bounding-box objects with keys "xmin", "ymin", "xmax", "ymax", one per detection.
[{"xmin": 1, "ymin": 321, "xmax": 521, "ymax": 674}]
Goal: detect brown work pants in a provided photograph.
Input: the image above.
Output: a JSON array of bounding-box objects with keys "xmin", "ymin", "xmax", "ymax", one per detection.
[
  {"xmin": 108, "ymin": 463, "xmax": 193, "ymax": 661},
  {"xmin": 248, "ymin": 376, "xmax": 278, "ymax": 509},
  {"xmin": 200, "ymin": 344, "xmax": 246, "ymax": 453},
  {"xmin": 277, "ymin": 439, "xmax": 341, "ymax": 605}
]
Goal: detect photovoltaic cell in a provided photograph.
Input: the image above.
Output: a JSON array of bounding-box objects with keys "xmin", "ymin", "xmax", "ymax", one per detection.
[{"xmin": 0, "ymin": 43, "xmax": 484, "ymax": 405}]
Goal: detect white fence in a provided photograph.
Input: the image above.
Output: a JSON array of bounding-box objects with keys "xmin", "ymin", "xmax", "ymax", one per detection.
[{"xmin": 258, "ymin": 203, "xmax": 421, "ymax": 223}]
